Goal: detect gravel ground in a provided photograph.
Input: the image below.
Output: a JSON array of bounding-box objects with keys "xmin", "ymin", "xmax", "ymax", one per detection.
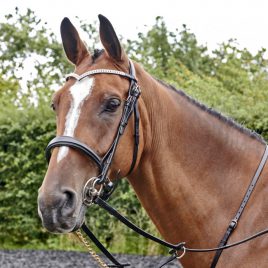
[{"xmin": 0, "ymin": 250, "xmax": 182, "ymax": 268}]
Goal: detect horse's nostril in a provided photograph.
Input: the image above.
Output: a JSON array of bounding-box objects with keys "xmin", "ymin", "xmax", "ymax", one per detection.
[
  {"xmin": 61, "ymin": 189, "xmax": 77, "ymax": 217},
  {"xmin": 64, "ymin": 190, "xmax": 75, "ymax": 208}
]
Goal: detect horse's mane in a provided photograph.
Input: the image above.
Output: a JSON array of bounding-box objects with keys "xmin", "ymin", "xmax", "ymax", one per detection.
[
  {"xmin": 89, "ymin": 49, "xmax": 264, "ymax": 143},
  {"xmin": 156, "ymin": 79, "xmax": 265, "ymax": 144}
]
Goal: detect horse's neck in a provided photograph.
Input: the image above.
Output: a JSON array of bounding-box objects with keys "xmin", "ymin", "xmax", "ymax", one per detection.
[{"xmin": 128, "ymin": 66, "xmax": 265, "ymax": 264}]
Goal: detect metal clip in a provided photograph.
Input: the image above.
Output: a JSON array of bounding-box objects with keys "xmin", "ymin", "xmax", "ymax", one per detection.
[{"xmin": 176, "ymin": 246, "xmax": 186, "ymax": 259}]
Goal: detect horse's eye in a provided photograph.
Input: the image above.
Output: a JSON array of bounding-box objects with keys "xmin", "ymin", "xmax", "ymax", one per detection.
[
  {"xmin": 104, "ymin": 98, "xmax": 121, "ymax": 113},
  {"xmin": 51, "ymin": 103, "xmax": 56, "ymax": 111}
]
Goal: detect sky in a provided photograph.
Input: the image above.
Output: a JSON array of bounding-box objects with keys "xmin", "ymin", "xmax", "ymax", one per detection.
[{"xmin": 1, "ymin": 0, "xmax": 268, "ymax": 55}]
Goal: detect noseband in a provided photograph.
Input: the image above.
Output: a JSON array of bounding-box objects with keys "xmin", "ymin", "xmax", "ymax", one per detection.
[{"xmin": 45, "ymin": 60, "xmax": 141, "ymax": 205}]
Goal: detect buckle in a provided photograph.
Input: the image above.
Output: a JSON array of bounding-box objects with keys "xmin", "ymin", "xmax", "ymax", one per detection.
[
  {"xmin": 130, "ymin": 84, "xmax": 141, "ymax": 97},
  {"xmin": 229, "ymin": 219, "xmax": 238, "ymax": 229}
]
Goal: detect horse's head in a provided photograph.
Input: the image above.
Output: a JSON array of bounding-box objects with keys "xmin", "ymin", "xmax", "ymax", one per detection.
[{"xmin": 38, "ymin": 15, "xmax": 142, "ymax": 233}]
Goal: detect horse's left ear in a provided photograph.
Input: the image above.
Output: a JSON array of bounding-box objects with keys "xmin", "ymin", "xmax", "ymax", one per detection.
[{"xmin": 98, "ymin": 14, "xmax": 127, "ymax": 62}]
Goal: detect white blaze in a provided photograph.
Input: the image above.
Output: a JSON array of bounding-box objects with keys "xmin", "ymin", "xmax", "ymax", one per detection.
[{"xmin": 57, "ymin": 77, "xmax": 94, "ymax": 163}]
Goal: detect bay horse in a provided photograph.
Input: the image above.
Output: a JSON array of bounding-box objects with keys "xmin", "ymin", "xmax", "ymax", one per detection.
[{"xmin": 38, "ymin": 15, "xmax": 268, "ymax": 267}]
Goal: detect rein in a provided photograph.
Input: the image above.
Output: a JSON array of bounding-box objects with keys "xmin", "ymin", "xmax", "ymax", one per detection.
[
  {"xmin": 45, "ymin": 61, "xmax": 268, "ymax": 267},
  {"xmin": 87, "ymin": 196, "xmax": 268, "ymax": 267}
]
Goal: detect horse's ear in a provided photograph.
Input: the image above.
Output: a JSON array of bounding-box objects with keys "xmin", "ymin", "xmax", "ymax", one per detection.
[
  {"xmin": 60, "ymin": 17, "xmax": 89, "ymax": 65},
  {"xmin": 98, "ymin": 14, "xmax": 126, "ymax": 62}
]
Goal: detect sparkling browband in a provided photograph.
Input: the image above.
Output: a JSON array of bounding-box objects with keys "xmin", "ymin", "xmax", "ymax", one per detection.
[{"xmin": 66, "ymin": 69, "xmax": 137, "ymax": 82}]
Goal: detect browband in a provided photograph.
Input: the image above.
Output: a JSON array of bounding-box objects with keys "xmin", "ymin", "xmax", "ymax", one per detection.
[{"xmin": 66, "ymin": 68, "xmax": 137, "ymax": 82}]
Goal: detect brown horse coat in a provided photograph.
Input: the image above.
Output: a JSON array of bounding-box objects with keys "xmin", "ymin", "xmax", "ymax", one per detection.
[{"xmin": 38, "ymin": 15, "xmax": 268, "ymax": 267}]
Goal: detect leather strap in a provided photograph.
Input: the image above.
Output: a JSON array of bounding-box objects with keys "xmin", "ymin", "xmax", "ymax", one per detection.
[
  {"xmin": 95, "ymin": 197, "xmax": 185, "ymax": 251},
  {"xmin": 125, "ymin": 94, "xmax": 140, "ymax": 176},
  {"xmin": 125, "ymin": 61, "xmax": 140, "ymax": 176},
  {"xmin": 210, "ymin": 144, "xmax": 268, "ymax": 268},
  {"xmin": 46, "ymin": 136, "xmax": 102, "ymax": 170}
]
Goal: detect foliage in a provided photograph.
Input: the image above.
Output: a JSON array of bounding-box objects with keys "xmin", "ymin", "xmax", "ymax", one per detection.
[
  {"xmin": 0, "ymin": 9, "xmax": 268, "ymax": 255},
  {"xmin": 0, "ymin": 105, "xmax": 54, "ymax": 246},
  {"xmin": 127, "ymin": 17, "xmax": 268, "ymax": 139}
]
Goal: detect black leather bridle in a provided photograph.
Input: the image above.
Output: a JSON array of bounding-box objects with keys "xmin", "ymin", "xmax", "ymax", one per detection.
[
  {"xmin": 45, "ymin": 60, "xmax": 268, "ymax": 267},
  {"xmin": 46, "ymin": 60, "xmax": 141, "ymax": 205}
]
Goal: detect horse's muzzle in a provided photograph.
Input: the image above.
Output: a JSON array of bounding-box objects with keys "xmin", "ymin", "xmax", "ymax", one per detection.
[{"xmin": 37, "ymin": 187, "xmax": 82, "ymax": 233}]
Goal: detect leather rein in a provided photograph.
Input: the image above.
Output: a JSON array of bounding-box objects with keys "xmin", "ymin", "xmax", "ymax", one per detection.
[{"xmin": 45, "ymin": 61, "xmax": 268, "ymax": 267}]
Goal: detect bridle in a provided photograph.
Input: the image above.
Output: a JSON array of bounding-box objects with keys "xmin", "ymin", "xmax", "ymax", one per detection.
[
  {"xmin": 45, "ymin": 60, "xmax": 268, "ymax": 268},
  {"xmin": 46, "ymin": 60, "xmax": 141, "ymax": 205}
]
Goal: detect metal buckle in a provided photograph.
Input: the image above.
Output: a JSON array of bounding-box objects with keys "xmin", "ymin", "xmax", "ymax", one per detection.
[
  {"xmin": 83, "ymin": 177, "xmax": 103, "ymax": 206},
  {"xmin": 230, "ymin": 219, "xmax": 238, "ymax": 229},
  {"xmin": 130, "ymin": 84, "xmax": 141, "ymax": 97}
]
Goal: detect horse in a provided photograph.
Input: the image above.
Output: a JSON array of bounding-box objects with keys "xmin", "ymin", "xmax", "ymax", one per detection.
[{"xmin": 37, "ymin": 15, "xmax": 268, "ymax": 267}]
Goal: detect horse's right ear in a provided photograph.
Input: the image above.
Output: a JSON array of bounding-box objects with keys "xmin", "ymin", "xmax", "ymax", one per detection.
[
  {"xmin": 98, "ymin": 14, "xmax": 126, "ymax": 62},
  {"xmin": 60, "ymin": 18, "xmax": 89, "ymax": 65}
]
